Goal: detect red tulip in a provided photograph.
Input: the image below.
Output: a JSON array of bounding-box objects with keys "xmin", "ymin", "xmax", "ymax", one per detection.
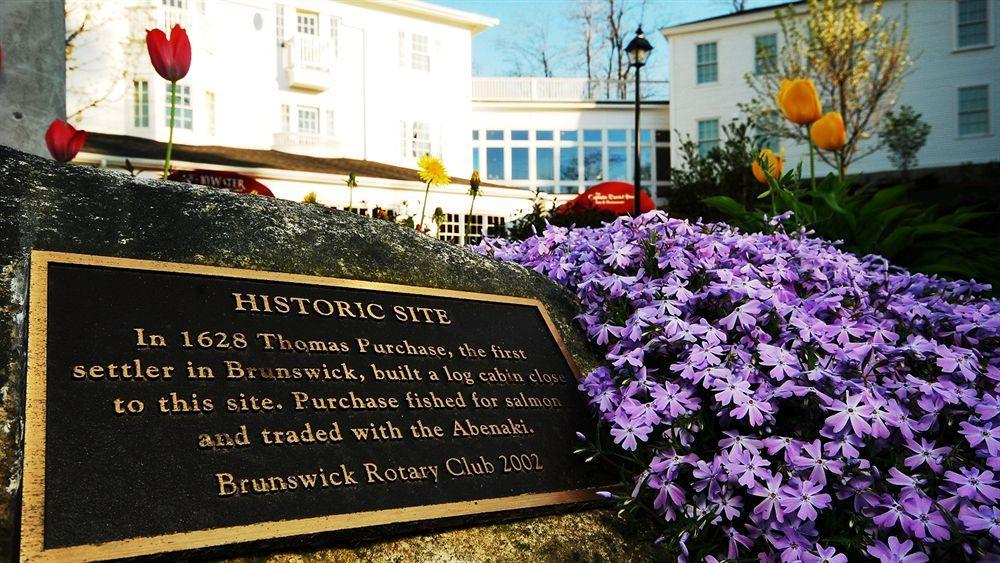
[
  {"xmin": 45, "ymin": 119, "xmax": 88, "ymax": 163},
  {"xmin": 146, "ymin": 24, "xmax": 191, "ymax": 82}
]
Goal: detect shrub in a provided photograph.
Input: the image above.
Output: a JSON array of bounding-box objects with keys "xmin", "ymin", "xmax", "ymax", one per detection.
[{"xmin": 475, "ymin": 212, "xmax": 1000, "ymax": 561}]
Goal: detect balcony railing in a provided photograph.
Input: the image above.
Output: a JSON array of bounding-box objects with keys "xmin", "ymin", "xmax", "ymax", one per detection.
[
  {"xmin": 472, "ymin": 77, "xmax": 668, "ymax": 102},
  {"xmin": 273, "ymin": 131, "xmax": 340, "ymax": 156},
  {"xmin": 283, "ymin": 35, "xmax": 334, "ymax": 90}
]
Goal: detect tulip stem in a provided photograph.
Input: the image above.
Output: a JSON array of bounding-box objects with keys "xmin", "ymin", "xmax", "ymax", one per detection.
[
  {"xmin": 837, "ymin": 151, "xmax": 845, "ymax": 182},
  {"xmin": 807, "ymin": 128, "xmax": 816, "ymax": 191},
  {"xmin": 163, "ymin": 81, "xmax": 177, "ymax": 180},
  {"xmin": 418, "ymin": 181, "xmax": 431, "ymax": 233}
]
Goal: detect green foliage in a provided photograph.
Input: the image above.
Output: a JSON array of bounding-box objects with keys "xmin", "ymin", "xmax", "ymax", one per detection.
[
  {"xmin": 504, "ymin": 189, "xmax": 618, "ymax": 241},
  {"xmin": 667, "ymin": 118, "xmax": 762, "ymax": 221},
  {"xmin": 705, "ymin": 171, "xmax": 1000, "ymax": 284},
  {"xmin": 881, "ymin": 105, "xmax": 932, "ymax": 173}
]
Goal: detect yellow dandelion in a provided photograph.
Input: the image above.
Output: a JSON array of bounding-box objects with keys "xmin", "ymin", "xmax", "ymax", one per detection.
[{"xmin": 417, "ymin": 154, "xmax": 450, "ymax": 186}]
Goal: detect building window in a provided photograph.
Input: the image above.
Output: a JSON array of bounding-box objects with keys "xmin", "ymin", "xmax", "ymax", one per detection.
[
  {"xmin": 511, "ymin": 147, "xmax": 529, "ymax": 179},
  {"xmin": 437, "ymin": 213, "xmax": 461, "ymax": 244},
  {"xmin": 486, "ymin": 147, "xmax": 504, "ymax": 180},
  {"xmin": 640, "ymin": 146, "xmax": 652, "ymax": 181},
  {"xmin": 412, "ymin": 121, "xmax": 431, "ymax": 155},
  {"xmin": 656, "ymin": 146, "xmax": 671, "ymax": 183},
  {"xmin": 608, "ymin": 147, "xmax": 627, "ymax": 180},
  {"xmin": 486, "ymin": 130, "xmax": 504, "ymax": 141},
  {"xmin": 297, "ymin": 106, "xmax": 319, "ymax": 133},
  {"xmin": 696, "ymin": 42, "xmax": 718, "ymax": 84},
  {"xmin": 583, "ymin": 129, "xmax": 602, "ymax": 142},
  {"xmin": 560, "ymin": 147, "xmax": 578, "ymax": 180},
  {"xmin": 472, "ymin": 130, "xmax": 479, "ymax": 140},
  {"xmin": 132, "ymin": 80, "xmax": 149, "ymax": 127},
  {"xmin": 276, "ymin": 5, "xmax": 285, "ymax": 43},
  {"xmin": 607, "ymin": 129, "xmax": 626, "ymax": 143},
  {"xmin": 472, "ymin": 148, "xmax": 480, "ymax": 171},
  {"xmin": 958, "ymin": 85, "xmax": 990, "ymax": 136},
  {"xmin": 511, "ymin": 130, "xmax": 529, "ymax": 141},
  {"xmin": 281, "ymin": 104, "xmax": 290, "ymax": 132},
  {"xmin": 536, "ymin": 148, "xmax": 554, "ymax": 180},
  {"xmin": 465, "ymin": 214, "xmax": 484, "ymax": 244},
  {"xmin": 755, "ymin": 34, "xmax": 777, "ymax": 74},
  {"xmin": 205, "ymin": 91, "xmax": 215, "ymax": 136},
  {"xmin": 329, "ymin": 16, "xmax": 340, "ymax": 57},
  {"xmin": 697, "ymin": 119, "xmax": 720, "ymax": 156},
  {"xmin": 535, "ymin": 130, "xmax": 553, "ymax": 141},
  {"xmin": 583, "ymin": 146, "xmax": 603, "ymax": 181},
  {"xmin": 958, "ymin": 0, "xmax": 989, "ymax": 48},
  {"xmin": 411, "ymin": 33, "xmax": 430, "ymax": 71},
  {"xmin": 165, "ymin": 84, "xmax": 192, "ymax": 129},
  {"xmin": 296, "ymin": 11, "xmax": 318, "ymax": 36},
  {"xmin": 325, "ymin": 109, "xmax": 335, "ymax": 137},
  {"xmin": 560, "ymin": 130, "xmax": 578, "ymax": 142}
]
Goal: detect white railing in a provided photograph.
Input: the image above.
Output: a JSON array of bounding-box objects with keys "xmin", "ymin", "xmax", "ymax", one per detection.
[
  {"xmin": 472, "ymin": 77, "xmax": 668, "ymax": 102},
  {"xmin": 273, "ymin": 131, "xmax": 339, "ymax": 149},
  {"xmin": 285, "ymin": 35, "xmax": 330, "ymax": 72}
]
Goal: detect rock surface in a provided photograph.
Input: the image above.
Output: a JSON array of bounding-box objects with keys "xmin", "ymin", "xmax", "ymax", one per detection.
[{"xmin": 0, "ymin": 145, "xmax": 652, "ymax": 561}]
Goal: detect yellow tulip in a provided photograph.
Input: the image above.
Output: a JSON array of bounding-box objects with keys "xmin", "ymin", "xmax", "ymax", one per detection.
[
  {"xmin": 752, "ymin": 148, "xmax": 783, "ymax": 184},
  {"xmin": 810, "ymin": 112, "xmax": 847, "ymax": 151},
  {"xmin": 776, "ymin": 78, "xmax": 823, "ymax": 125}
]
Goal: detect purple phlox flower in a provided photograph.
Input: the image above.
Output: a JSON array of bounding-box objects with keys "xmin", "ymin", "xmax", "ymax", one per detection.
[
  {"xmin": 593, "ymin": 387, "xmax": 620, "ymax": 413},
  {"xmin": 714, "ymin": 376, "xmax": 752, "ymax": 407},
  {"xmin": 609, "ymin": 411, "xmax": 652, "ymax": 451},
  {"xmin": 649, "ymin": 449, "xmax": 698, "ymax": 477},
  {"xmin": 793, "ymin": 440, "xmax": 844, "ymax": 482},
  {"xmin": 623, "ymin": 398, "xmax": 662, "ymax": 426},
  {"xmin": 958, "ymin": 504, "xmax": 1000, "ymax": 539},
  {"xmin": 779, "ymin": 477, "xmax": 832, "ymax": 521},
  {"xmin": 873, "ymin": 494, "xmax": 907, "ymax": 529},
  {"xmin": 727, "ymin": 449, "xmax": 771, "ymax": 488},
  {"xmin": 887, "ymin": 467, "xmax": 925, "ymax": 496},
  {"xmin": 758, "ymin": 343, "xmax": 801, "ymax": 380},
  {"xmin": 750, "ymin": 472, "xmax": 785, "ymax": 522},
  {"xmin": 823, "ymin": 391, "xmax": 874, "ymax": 437},
  {"xmin": 720, "ymin": 299, "xmax": 764, "ymax": 330},
  {"xmin": 960, "ymin": 421, "xmax": 1000, "ymax": 456},
  {"xmin": 901, "ymin": 494, "xmax": 951, "ymax": 541},
  {"xmin": 836, "ymin": 475, "xmax": 878, "ymax": 512},
  {"xmin": 719, "ymin": 430, "xmax": 764, "ymax": 455},
  {"xmin": 610, "ymin": 320, "xmax": 643, "ymax": 343},
  {"xmin": 802, "ymin": 544, "xmax": 847, "ymax": 563},
  {"xmin": 903, "ymin": 438, "xmax": 951, "ymax": 473},
  {"xmin": 821, "ymin": 431, "xmax": 864, "ymax": 459},
  {"xmin": 693, "ymin": 457, "xmax": 729, "ymax": 496},
  {"xmin": 935, "ymin": 344, "xmax": 980, "ymax": 381},
  {"xmin": 712, "ymin": 488, "xmax": 743, "ymax": 520},
  {"xmin": 865, "ymin": 536, "xmax": 929, "ymax": 563},
  {"xmin": 603, "ymin": 238, "xmax": 641, "ymax": 269},
  {"xmin": 648, "ymin": 473, "xmax": 686, "ymax": 512},
  {"xmin": 944, "ymin": 467, "xmax": 1000, "ymax": 503},
  {"xmin": 689, "ymin": 342, "xmax": 725, "ymax": 366},
  {"xmin": 730, "ymin": 394, "xmax": 774, "ymax": 427},
  {"xmin": 768, "ymin": 522, "xmax": 817, "ymax": 562},
  {"xmin": 651, "ymin": 382, "xmax": 699, "ymax": 418},
  {"xmin": 610, "ymin": 346, "xmax": 645, "ymax": 370},
  {"xmin": 724, "ymin": 525, "xmax": 753, "ymax": 559},
  {"xmin": 884, "ymin": 399, "xmax": 918, "ymax": 440}
]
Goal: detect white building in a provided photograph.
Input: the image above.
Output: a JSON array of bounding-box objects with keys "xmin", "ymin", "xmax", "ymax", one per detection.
[
  {"xmin": 470, "ymin": 77, "xmax": 671, "ymax": 201},
  {"xmin": 662, "ymin": 0, "xmax": 999, "ymax": 175}
]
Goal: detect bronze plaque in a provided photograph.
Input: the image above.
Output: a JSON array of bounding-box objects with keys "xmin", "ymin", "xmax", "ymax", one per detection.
[{"xmin": 21, "ymin": 251, "xmax": 605, "ymax": 561}]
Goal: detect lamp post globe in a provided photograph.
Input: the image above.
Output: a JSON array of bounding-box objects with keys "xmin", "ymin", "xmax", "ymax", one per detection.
[{"xmin": 626, "ymin": 27, "xmax": 653, "ymax": 216}]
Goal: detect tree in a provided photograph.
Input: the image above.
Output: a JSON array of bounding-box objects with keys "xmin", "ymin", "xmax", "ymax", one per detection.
[
  {"xmin": 497, "ymin": 17, "xmax": 559, "ymax": 77},
  {"xmin": 743, "ymin": 0, "xmax": 911, "ymax": 171},
  {"xmin": 562, "ymin": 0, "xmax": 647, "ymax": 98},
  {"xmin": 567, "ymin": 0, "xmax": 602, "ymax": 83},
  {"xmin": 881, "ymin": 105, "xmax": 931, "ymax": 174}
]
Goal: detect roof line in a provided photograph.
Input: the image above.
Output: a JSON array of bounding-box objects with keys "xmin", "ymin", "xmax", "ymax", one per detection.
[
  {"xmin": 340, "ymin": 0, "xmax": 499, "ymax": 35},
  {"xmin": 661, "ymin": 1, "xmax": 802, "ymax": 33}
]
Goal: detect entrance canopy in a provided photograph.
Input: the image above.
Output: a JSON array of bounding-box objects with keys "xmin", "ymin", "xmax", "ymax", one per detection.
[{"xmin": 556, "ymin": 181, "xmax": 655, "ymax": 215}]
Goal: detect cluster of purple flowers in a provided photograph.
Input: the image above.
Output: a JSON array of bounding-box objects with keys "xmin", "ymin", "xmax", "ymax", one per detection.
[{"xmin": 475, "ymin": 212, "xmax": 1000, "ymax": 561}]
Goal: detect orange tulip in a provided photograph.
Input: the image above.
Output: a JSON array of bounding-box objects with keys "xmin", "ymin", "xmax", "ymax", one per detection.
[
  {"xmin": 810, "ymin": 112, "xmax": 847, "ymax": 151},
  {"xmin": 776, "ymin": 78, "xmax": 823, "ymax": 125},
  {"xmin": 752, "ymin": 148, "xmax": 783, "ymax": 184}
]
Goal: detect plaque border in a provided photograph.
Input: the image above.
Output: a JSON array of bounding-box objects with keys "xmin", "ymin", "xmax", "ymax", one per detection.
[{"xmin": 21, "ymin": 250, "xmax": 598, "ymax": 562}]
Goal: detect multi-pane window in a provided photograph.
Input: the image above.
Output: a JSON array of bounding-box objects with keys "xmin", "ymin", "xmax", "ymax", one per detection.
[
  {"xmin": 560, "ymin": 146, "xmax": 579, "ymax": 181},
  {"xmin": 755, "ymin": 34, "xmax": 777, "ymax": 75},
  {"xmin": 297, "ymin": 106, "xmax": 319, "ymax": 133},
  {"xmin": 132, "ymin": 80, "xmax": 149, "ymax": 127},
  {"xmin": 437, "ymin": 213, "xmax": 461, "ymax": 244},
  {"xmin": 411, "ymin": 33, "xmax": 430, "ymax": 71},
  {"xmin": 205, "ymin": 91, "xmax": 215, "ymax": 136},
  {"xmin": 607, "ymin": 147, "xmax": 627, "ymax": 180},
  {"xmin": 512, "ymin": 147, "xmax": 529, "ymax": 179},
  {"xmin": 412, "ymin": 121, "xmax": 431, "ymax": 155},
  {"xmin": 326, "ymin": 109, "xmax": 335, "ymax": 137},
  {"xmin": 296, "ymin": 11, "xmax": 318, "ymax": 36},
  {"xmin": 583, "ymin": 147, "xmax": 603, "ymax": 181},
  {"xmin": 472, "ymin": 148, "xmax": 480, "ymax": 171},
  {"xmin": 486, "ymin": 147, "xmax": 504, "ymax": 180},
  {"xmin": 696, "ymin": 42, "xmax": 718, "ymax": 84},
  {"xmin": 164, "ymin": 84, "xmax": 192, "ymax": 129},
  {"xmin": 958, "ymin": 0, "xmax": 989, "ymax": 48},
  {"xmin": 958, "ymin": 85, "xmax": 990, "ymax": 136},
  {"xmin": 535, "ymin": 130, "xmax": 554, "ymax": 141},
  {"xmin": 511, "ymin": 130, "xmax": 529, "ymax": 141},
  {"xmin": 329, "ymin": 16, "xmax": 340, "ymax": 57},
  {"xmin": 276, "ymin": 5, "xmax": 285, "ymax": 42},
  {"xmin": 162, "ymin": 0, "xmax": 185, "ymax": 7},
  {"xmin": 536, "ymin": 148, "xmax": 554, "ymax": 180},
  {"xmin": 697, "ymin": 119, "xmax": 720, "ymax": 156},
  {"xmin": 486, "ymin": 130, "xmax": 504, "ymax": 141},
  {"xmin": 465, "ymin": 214, "xmax": 484, "ymax": 244},
  {"xmin": 281, "ymin": 104, "xmax": 290, "ymax": 132}
]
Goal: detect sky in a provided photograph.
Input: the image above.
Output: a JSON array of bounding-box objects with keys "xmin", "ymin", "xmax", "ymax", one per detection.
[{"xmin": 434, "ymin": 0, "xmax": 790, "ymax": 81}]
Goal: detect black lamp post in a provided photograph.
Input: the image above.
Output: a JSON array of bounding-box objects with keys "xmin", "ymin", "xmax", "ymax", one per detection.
[{"xmin": 625, "ymin": 26, "xmax": 653, "ymax": 216}]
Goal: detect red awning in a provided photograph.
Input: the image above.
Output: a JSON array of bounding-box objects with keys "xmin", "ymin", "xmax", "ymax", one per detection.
[
  {"xmin": 168, "ymin": 169, "xmax": 274, "ymax": 197},
  {"xmin": 556, "ymin": 181, "xmax": 655, "ymax": 215}
]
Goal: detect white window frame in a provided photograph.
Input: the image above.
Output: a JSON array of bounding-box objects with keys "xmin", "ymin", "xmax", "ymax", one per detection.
[
  {"xmin": 697, "ymin": 118, "xmax": 721, "ymax": 156},
  {"xmin": 411, "ymin": 33, "xmax": 430, "ymax": 72},
  {"xmin": 165, "ymin": 84, "xmax": 193, "ymax": 130},
  {"xmin": 957, "ymin": 84, "xmax": 991, "ymax": 137},
  {"xmin": 696, "ymin": 42, "xmax": 718, "ymax": 85},
  {"xmin": 297, "ymin": 105, "xmax": 320, "ymax": 134},
  {"xmin": 132, "ymin": 80, "xmax": 149, "ymax": 128},
  {"xmin": 955, "ymin": 0, "xmax": 992, "ymax": 50},
  {"xmin": 754, "ymin": 33, "xmax": 778, "ymax": 75},
  {"xmin": 296, "ymin": 10, "xmax": 319, "ymax": 36}
]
